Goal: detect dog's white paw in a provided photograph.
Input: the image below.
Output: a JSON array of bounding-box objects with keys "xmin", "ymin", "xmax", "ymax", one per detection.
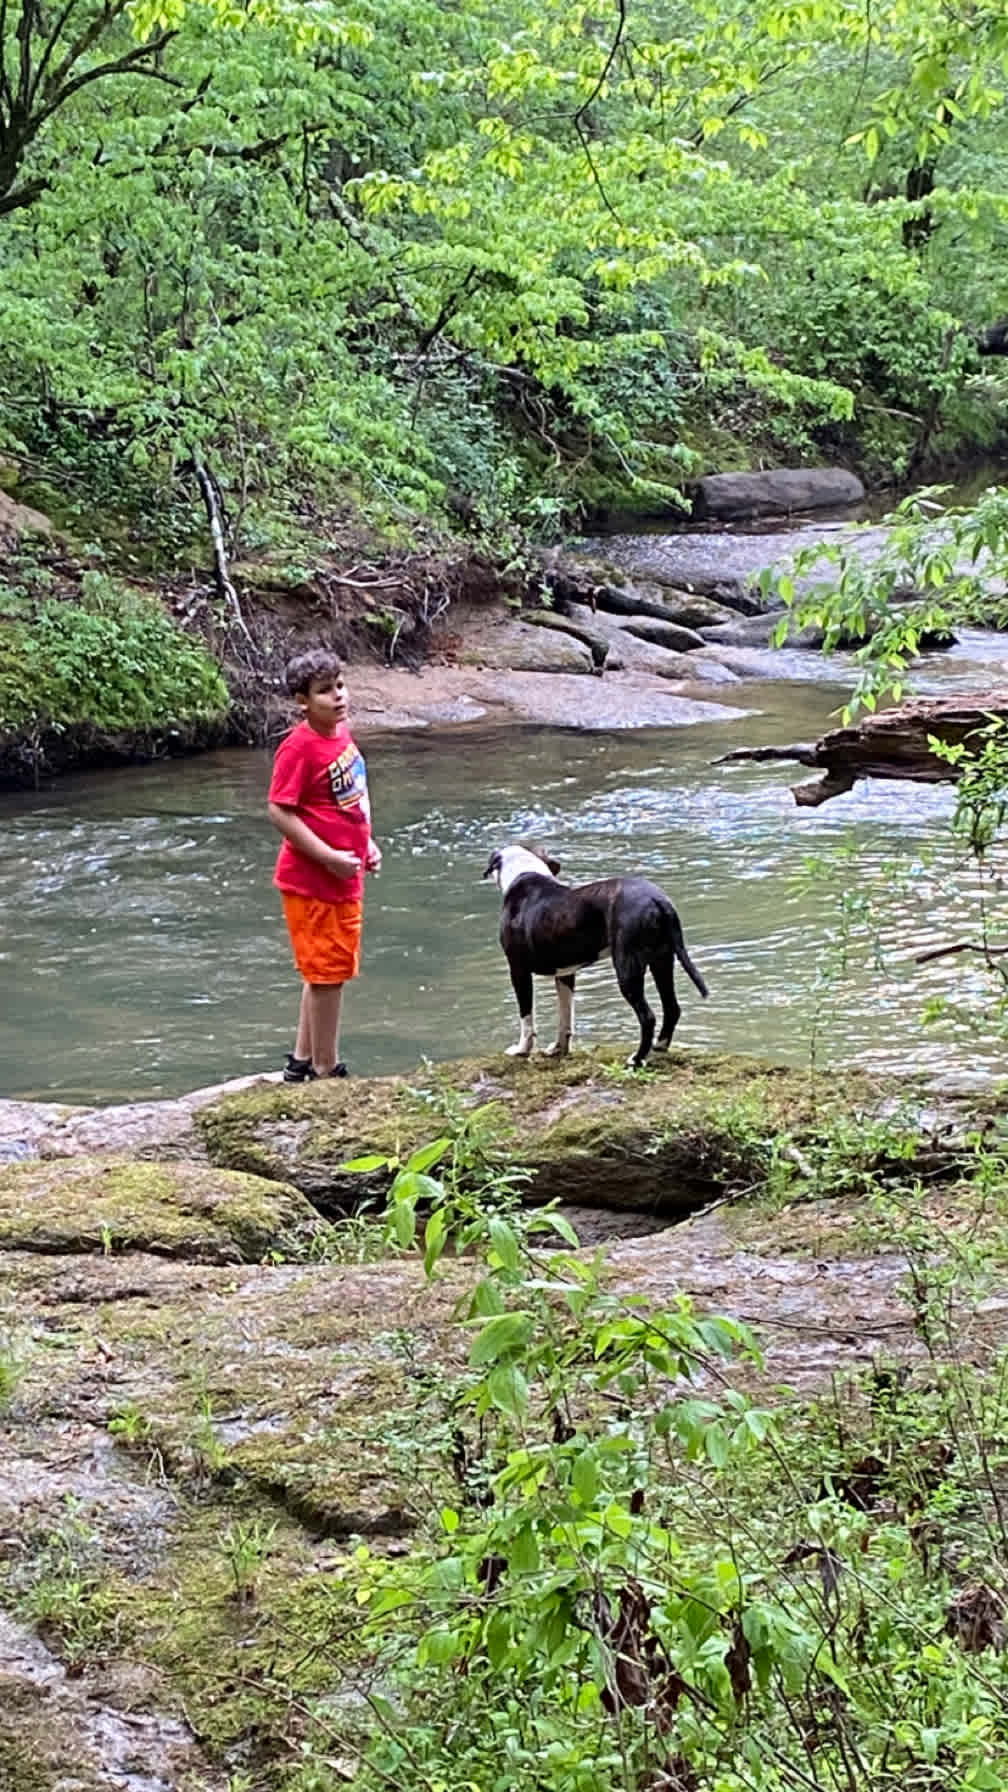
[
  {"xmin": 506, "ymin": 1040, "xmax": 535, "ymax": 1058},
  {"xmin": 652, "ymin": 1038, "xmax": 670, "ymax": 1054},
  {"xmin": 544, "ymin": 1037, "xmax": 571, "ymax": 1058}
]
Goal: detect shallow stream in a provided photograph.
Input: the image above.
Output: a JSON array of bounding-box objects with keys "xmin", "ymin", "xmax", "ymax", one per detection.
[{"xmin": 1, "ymin": 669, "xmax": 1004, "ymax": 1104}]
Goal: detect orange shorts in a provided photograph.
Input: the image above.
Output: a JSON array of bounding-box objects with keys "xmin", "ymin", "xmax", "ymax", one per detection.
[{"xmin": 282, "ymin": 894, "xmax": 363, "ymax": 985}]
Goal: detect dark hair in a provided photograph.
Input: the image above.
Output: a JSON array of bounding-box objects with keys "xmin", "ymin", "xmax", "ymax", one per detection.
[{"xmin": 284, "ymin": 649, "xmax": 344, "ymax": 697}]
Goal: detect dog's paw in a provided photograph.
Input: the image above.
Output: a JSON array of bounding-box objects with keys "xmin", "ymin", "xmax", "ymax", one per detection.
[
  {"xmin": 544, "ymin": 1038, "xmax": 571, "ymax": 1058},
  {"xmin": 652, "ymin": 1038, "xmax": 670, "ymax": 1054},
  {"xmin": 505, "ymin": 1040, "xmax": 535, "ymax": 1058}
]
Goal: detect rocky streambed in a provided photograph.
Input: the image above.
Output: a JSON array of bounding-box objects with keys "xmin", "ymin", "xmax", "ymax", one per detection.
[
  {"xmin": 339, "ymin": 506, "xmax": 1008, "ymax": 736},
  {"xmin": 2, "ymin": 1047, "xmax": 1006, "ymax": 1787}
]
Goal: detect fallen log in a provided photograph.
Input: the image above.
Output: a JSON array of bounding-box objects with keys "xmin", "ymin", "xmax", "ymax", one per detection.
[{"xmin": 717, "ymin": 690, "xmax": 1008, "ymax": 807}]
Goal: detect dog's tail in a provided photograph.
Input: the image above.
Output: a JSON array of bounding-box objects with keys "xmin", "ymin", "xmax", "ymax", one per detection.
[{"xmin": 673, "ymin": 919, "xmax": 709, "ymax": 999}]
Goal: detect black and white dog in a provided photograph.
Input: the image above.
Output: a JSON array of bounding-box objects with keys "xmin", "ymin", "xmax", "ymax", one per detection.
[{"xmin": 483, "ymin": 843, "xmax": 708, "ymax": 1067}]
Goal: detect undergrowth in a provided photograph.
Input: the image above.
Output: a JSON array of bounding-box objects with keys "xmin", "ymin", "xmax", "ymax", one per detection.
[
  {"xmin": 249, "ymin": 1110, "xmax": 1008, "ymax": 1792},
  {"xmin": 0, "ymin": 568, "xmax": 228, "ymax": 736}
]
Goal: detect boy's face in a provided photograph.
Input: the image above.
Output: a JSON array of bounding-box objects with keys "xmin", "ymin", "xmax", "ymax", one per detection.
[{"xmin": 299, "ymin": 670, "xmax": 348, "ymax": 734}]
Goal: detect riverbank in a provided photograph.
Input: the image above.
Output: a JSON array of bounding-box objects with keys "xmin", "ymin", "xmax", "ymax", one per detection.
[
  {"xmin": 6, "ymin": 470, "xmax": 1008, "ymax": 779},
  {"xmin": 3, "ymin": 1048, "xmax": 1007, "ymax": 1789},
  {"xmin": 0, "ymin": 484, "xmax": 886, "ymax": 782}
]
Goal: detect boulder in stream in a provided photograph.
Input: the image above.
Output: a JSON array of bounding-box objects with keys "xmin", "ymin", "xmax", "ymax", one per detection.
[
  {"xmin": 460, "ymin": 618, "xmax": 594, "ymax": 674},
  {"xmin": 691, "ymin": 468, "xmax": 865, "ymax": 521}
]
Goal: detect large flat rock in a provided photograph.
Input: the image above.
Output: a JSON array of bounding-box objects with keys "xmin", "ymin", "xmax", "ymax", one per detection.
[
  {"xmin": 349, "ymin": 664, "xmax": 747, "ymax": 729},
  {"xmin": 0, "ymin": 1156, "xmax": 320, "ymax": 1262},
  {"xmin": 195, "ymin": 1048, "xmax": 924, "ymax": 1218}
]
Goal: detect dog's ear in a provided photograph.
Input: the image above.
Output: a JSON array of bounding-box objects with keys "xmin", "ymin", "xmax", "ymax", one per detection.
[
  {"xmin": 517, "ymin": 836, "xmax": 561, "ymax": 876},
  {"xmin": 482, "ymin": 849, "xmax": 502, "ymax": 881}
]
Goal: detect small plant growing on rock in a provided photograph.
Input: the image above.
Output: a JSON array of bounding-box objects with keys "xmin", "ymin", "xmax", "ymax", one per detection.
[
  {"xmin": 189, "ymin": 1385, "xmax": 228, "ymax": 1481},
  {"xmin": 0, "ymin": 1335, "xmax": 23, "ymax": 1411},
  {"xmin": 222, "ymin": 1518, "xmax": 278, "ymax": 1605},
  {"xmin": 106, "ymin": 1402, "xmax": 152, "ymax": 1446}
]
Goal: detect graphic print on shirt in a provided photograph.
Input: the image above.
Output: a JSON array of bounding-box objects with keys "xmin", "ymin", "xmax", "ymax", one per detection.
[{"xmin": 327, "ymin": 740, "xmax": 369, "ymax": 814}]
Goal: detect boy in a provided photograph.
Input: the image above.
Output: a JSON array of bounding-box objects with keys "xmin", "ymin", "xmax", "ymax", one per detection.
[{"xmin": 268, "ymin": 650, "xmax": 381, "ymax": 1080}]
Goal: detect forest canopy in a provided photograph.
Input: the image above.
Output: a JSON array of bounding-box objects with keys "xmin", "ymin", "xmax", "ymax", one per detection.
[{"xmin": 1, "ymin": 0, "xmax": 1007, "ymax": 548}]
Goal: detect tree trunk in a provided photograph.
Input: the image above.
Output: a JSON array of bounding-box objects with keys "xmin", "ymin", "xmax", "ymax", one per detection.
[{"xmin": 717, "ymin": 691, "xmax": 1008, "ymax": 806}]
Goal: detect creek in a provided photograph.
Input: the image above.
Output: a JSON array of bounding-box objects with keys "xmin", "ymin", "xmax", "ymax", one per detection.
[{"xmin": 1, "ymin": 653, "xmax": 1006, "ymax": 1106}]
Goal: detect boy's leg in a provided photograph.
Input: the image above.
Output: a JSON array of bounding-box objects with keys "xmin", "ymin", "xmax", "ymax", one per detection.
[
  {"xmin": 293, "ymin": 982, "xmax": 312, "ymax": 1061},
  {"xmin": 308, "ymin": 982, "xmax": 344, "ymax": 1075}
]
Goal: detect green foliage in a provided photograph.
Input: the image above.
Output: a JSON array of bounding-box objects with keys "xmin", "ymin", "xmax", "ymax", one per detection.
[
  {"xmin": 766, "ymin": 484, "xmax": 1008, "ymax": 721},
  {"xmin": 106, "ymin": 1402, "xmax": 153, "ymax": 1446},
  {"xmin": 222, "ymin": 1518, "xmax": 278, "ymax": 1604},
  {"xmin": 296, "ymin": 1122, "xmax": 1008, "ymax": 1792},
  {"xmin": 0, "ymin": 572, "xmax": 228, "ymax": 735},
  {"xmin": 2, "ymin": 0, "xmax": 1007, "ymax": 551},
  {"xmin": 16, "ymin": 1499, "xmax": 126, "ymax": 1667}
]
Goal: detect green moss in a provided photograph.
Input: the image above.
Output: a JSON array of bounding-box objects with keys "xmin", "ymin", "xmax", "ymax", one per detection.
[
  {"xmin": 98, "ymin": 1502, "xmax": 370, "ymax": 1764},
  {"xmin": 0, "ymin": 574, "xmax": 228, "ymax": 736},
  {"xmin": 0, "ymin": 1156, "xmax": 321, "ymax": 1262},
  {"xmin": 199, "ymin": 1047, "xmax": 913, "ymax": 1218},
  {"xmin": 198, "ymin": 1074, "xmax": 449, "ymax": 1206}
]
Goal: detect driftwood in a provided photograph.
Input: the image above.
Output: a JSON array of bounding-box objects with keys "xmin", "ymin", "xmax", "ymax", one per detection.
[
  {"xmin": 191, "ymin": 450, "xmax": 254, "ymax": 647},
  {"xmin": 717, "ymin": 691, "xmax": 1008, "ymax": 807}
]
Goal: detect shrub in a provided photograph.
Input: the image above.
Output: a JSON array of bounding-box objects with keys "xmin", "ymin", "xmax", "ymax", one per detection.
[{"xmin": 0, "ymin": 572, "xmax": 229, "ymax": 736}]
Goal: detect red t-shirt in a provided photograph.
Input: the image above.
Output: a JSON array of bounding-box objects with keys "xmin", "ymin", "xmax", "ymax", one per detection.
[{"xmin": 269, "ymin": 720, "xmax": 371, "ymax": 903}]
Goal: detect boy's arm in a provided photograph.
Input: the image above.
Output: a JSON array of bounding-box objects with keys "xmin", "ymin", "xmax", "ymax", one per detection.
[{"xmin": 268, "ymin": 803, "xmax": 362, "ymax": 878}]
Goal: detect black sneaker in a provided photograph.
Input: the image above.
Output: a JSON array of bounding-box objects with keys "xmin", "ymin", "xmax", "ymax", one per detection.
[{"xmin": 283, "ymin": 1054, "xmax": 313, "ymax": 1083}]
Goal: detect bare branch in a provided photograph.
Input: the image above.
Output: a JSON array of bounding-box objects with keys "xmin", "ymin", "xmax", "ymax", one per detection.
[
  {"xmin": 38, "ymin": 0, "xmax": 132, "ymax": 101},
  {"xmin": 714, "ymin": 742, "xmax": 821, "ymax": 769},
  {"xmin": 0, "ymin": 173, "xmax": 49, "ymax": 212},
  {"xmin": 572, "ymin": 0, "xmax": 627, "ymax": 136},
  {"xmin": 914, "ymin": 941, "xmax": 1008, "ymax": 965},
  {"xmin": 35, "ymin": 34, "xmax": 181, "ymax": 133},
  {"xmin": 28, "ymin": 0, "xmax": 84, "ymax": 108},
  {"xmin": 0, "ymin": 0, "xmax": 10, "ymax": 128},
  {"xmin": 192, "ymin": 449, "xmax": 255, "ymax": 648},
  {"xmin": 570, "ymin": 0, "xmax": 626, "ymax": 226},
  {"xmin": 718, "ymin": 691, "xmax": 1008, "ymax": 806}
]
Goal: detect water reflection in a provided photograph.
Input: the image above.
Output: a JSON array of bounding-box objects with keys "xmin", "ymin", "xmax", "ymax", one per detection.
[{"xmin": 0, "ymin": 689, "xmax": 1000, "ymax": 1103}]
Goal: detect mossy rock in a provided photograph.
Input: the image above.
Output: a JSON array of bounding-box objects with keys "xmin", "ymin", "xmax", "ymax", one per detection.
[
  {"xmin": 197, "ymin": 1048, "xmax": 910, "ymax": 1218},
  {"xmin": 0, "ymin": 1156, "xmax": 321, "ymax": 1262},
  {"xmin": 0, "ymin": 1694, "xmax": 104, "ymax": 1791}
]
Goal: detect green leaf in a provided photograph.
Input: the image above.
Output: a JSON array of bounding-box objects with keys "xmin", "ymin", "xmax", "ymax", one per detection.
[
  {"xmin": 487, "ymin": 1361, "xmax": 528, "ymax": 1416},
  {"xmin": 488, "ymin": 1216, "xmax": 520, "ymax": 1270},
  {"xmin": 526, "ymin": 1210, "xmax": 580, "ymax": 1247},
  {"xmin": 470, "ymin": 1311, "xmax": 534, "ymax": 1366},
  {"xmin": 391, "ymin": 1201, "xmax": 416, "ymax": 1249},
  {"xmin": 389, "ymin": 1170, "xmax": 443, "ymax": 1205},
  {"xmin": 424, "ymin": 1208, "xmax": 447, "ymax": 1275},
  {"xmin": 404, "ymin": 1137, "xmax": 452, "ymax": 1174},
  {"xmin": 420, "ymin": 1625, "xmax": 462, "ymax": 1666},
  {"xmin": 509, "ymin": 1524, "xmax": 541, "ymax": 1574},
  {"xmin": 571, "ymin": 1448, "xmax": 599, "ymax": 1506}
]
